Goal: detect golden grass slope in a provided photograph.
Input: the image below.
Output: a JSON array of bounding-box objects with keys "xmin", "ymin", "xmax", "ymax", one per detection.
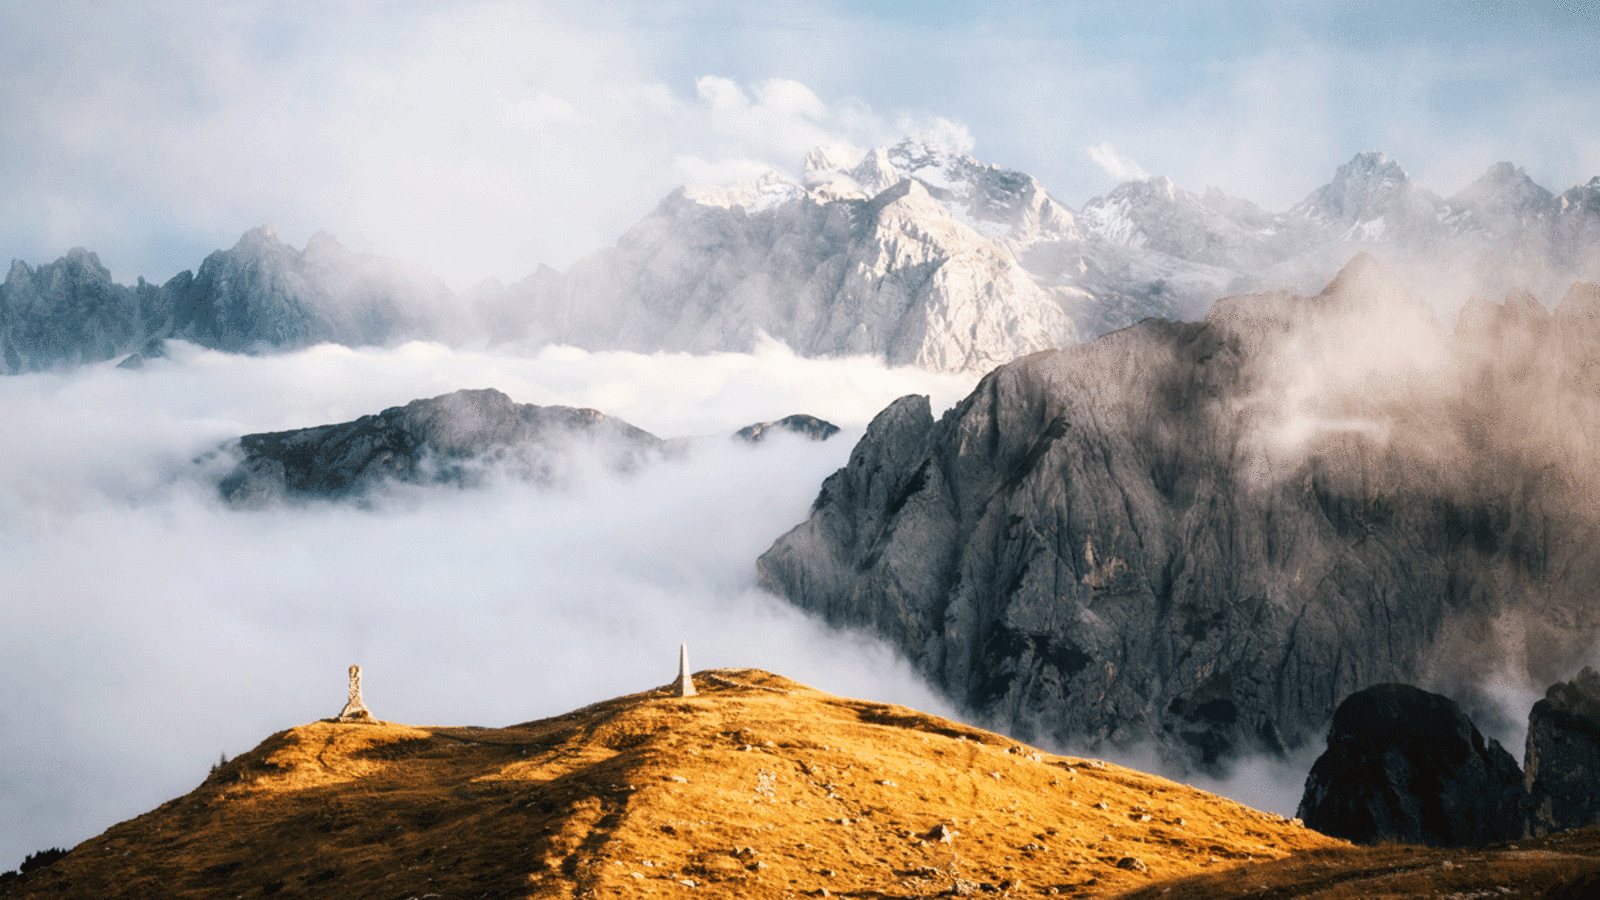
[{"xmin": 7, "ymin": 669, "xmax": 1338, "ymax": 898}]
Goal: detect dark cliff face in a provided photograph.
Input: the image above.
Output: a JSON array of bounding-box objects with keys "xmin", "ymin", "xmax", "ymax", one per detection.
[
  {"xmin": 216, "ymin": 388, "xmax": 662, "ymax": 505},
  {"xmin": 1296, "ymin": 684, "xmax": 1523, "ymax": 847},
  {"xmin": 757, "ymin": 256, "xmax": 1600, "ymax": 768},
  {"xmin": 1525, "ymin": 668, "xmax": 1600, "ymax": 837}
]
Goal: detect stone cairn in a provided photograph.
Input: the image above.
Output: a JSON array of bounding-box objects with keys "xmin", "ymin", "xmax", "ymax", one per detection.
[
  {"xmin": 673, "ymin": 642, "xmax": 696, "ymax": 697},
  {"xmin": 337, "ymin": 664, "xmax": 374, "ymax": 722}
]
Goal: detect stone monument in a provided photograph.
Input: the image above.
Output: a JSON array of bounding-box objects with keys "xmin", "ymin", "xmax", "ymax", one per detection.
[
  {"xmin": 337, "ymin": 664, "xmax": 374, "ymax": 722},
  {"xmin": 673, "ymin": 642, "xmax": 695, "ymax": 697}
]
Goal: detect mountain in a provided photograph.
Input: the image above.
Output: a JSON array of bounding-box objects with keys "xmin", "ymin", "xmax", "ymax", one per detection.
[
  {"xmin": 499, "ymin": 159, "xmax": 1081, "ymax": 373},
  {"xmin": 1285, "ymin": 151, "xmax": 1448, "ymax": 244},
  {"xmin": 487, "ymin": 143, "xmax": 1600, "ymax": 371},
  {"xmin": 0, "ymin": 226, "xmax": 465, "ymax": 374},
  {"xmin": 0, "ymin": 668, "xmax": 1338, "ymax": 899},
  {"xmin": 215, "ymin": 388, "xmax": 662, "ymax": 505},
  {"xmin": 5, "ymin": 144, "xmax": 1598, "ymax": 375},
  {"xmin": 756, "ymin": 257, "xmax": 1600, "ymax": 768}
]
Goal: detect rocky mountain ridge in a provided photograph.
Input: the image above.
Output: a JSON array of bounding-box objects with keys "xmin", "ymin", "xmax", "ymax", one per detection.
[
  {"xmin": 0, "ymin": 226, "xmax": 465, "ymax": 374},
  {"xmin": 756, "ymin": 256, "xmax": 1600, "ymax": 768},
  {"xmin": 213, "ymin": 387, "xmax": 841, "ymax": 505},
  {"xmin": 215, "ymin": 388, "xmax": 664, "ymax": 505},
  {"xmin": 6, "ymin": 143, "xmax": 1597, "ymax": 374}
]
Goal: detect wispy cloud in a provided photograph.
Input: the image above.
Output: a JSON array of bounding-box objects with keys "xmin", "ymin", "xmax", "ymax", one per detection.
[{"xmin": 1086, "ymin": 142, "xmax": 1149, "ymax": 184}]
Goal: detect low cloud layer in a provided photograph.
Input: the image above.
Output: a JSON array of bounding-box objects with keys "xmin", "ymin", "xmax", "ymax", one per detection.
[{"xmin": 0, "ymin": 343, "xmax": 977, "ymax": 867}]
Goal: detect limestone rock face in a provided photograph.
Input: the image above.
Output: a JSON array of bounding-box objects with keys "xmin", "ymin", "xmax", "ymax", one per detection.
[
  {"xmin": 1524, "ymin": 667, "xmax": 1600, "ymax": 837},
  {"xmin": 216, "ymin": 388, "xmax": 661, "ymax": 505},
  {"xmin": 757, "ymin": 257, "xmax": 1600, "ymax": 766},
  {"xmin": 513, "ymin": 173, "xmax": 1080, "ymax": 374},
  {"xmin": 1296, "ymin": 684, "xmax": 1523, "ymax": 846}
]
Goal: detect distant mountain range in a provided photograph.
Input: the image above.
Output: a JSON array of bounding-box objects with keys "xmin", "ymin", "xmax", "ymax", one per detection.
[{"xmin": 4, "ymin": 141, "xmax": 1598, "ymax": 374}]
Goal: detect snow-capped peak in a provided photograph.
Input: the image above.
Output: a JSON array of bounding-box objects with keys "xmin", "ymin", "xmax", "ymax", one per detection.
[{"xmin": 676, "ymin": 171, "xmax": 807, "ymax": 213}]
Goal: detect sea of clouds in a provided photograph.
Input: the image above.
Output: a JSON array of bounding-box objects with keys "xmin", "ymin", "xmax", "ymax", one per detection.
[{"xmin": 0, "ymin": 339, "xmax": 982, "ymax": 866}]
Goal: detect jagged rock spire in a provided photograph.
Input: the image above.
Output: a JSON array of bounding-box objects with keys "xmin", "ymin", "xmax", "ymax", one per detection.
[
  {"xmin": 337, "ymin": 664, "xmax": 373, "ymax": 722},
  {"xmin": 674, "ymin": 642, "xmax": 695, "ymax": 697}
]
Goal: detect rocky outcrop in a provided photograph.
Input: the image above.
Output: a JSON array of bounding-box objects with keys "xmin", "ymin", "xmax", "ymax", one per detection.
[
  {"xmin": 1296, "ymin": 684, "xmax": 1523, "ymax": 846},
  {"xmin": 734, "ymin": 414, "xmax": 841, "ymax": 443},
  {"xmin": 1524, "ymin": 668, "xmax": 1600, "ymax": 837},
  {"xmin": 216, "ymin": 388, "xmax": 661, "ymax": 505},
  {"xmin": 757, "ymin": 257, "xmax": 1600, "ymax": 766}
]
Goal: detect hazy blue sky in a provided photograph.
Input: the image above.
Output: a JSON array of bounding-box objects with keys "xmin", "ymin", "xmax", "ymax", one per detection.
[{"xmin": 2, "ymin": 0, "xmax": 1597, "ymax": 288}]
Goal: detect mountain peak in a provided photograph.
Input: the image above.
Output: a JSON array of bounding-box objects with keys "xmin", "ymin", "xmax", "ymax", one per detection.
[
  {"xmin": 231, "ymin": 224, "xmax": 287, "ymax": 256},
  {"xmin": 1451, "ymin": 162, "xmax": 1554, "ymax": 220},
  {"xmin": 1335, "ymin": 151, "xmax": 1409, "ymax": 186}
]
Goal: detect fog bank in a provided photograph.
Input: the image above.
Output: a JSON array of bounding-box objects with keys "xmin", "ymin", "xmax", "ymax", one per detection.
[{"xmin": 0, "ymin": 342, "xmax": 975, "ymax": 867}]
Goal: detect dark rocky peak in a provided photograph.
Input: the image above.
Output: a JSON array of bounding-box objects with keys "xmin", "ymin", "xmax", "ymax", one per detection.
[
  {"xmin": 1524, "ymin": 667, "xmax": 1600, "ymax": 837},
  {"xmin": 1296, "ymin": 683, "xmax": 1524, "ymax": 847},
  {"xmin": 216, "ymin": 388, "xmax": 663, "ymax": 506},
  {"xmin": 734, "ymin": 414, "xmax": 841, "ymax": 443}
]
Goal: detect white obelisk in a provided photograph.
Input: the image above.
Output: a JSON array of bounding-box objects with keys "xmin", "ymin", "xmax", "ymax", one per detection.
[{"xmin": 674, "ymin": 642, "xmax": 696, "ymax": 697}]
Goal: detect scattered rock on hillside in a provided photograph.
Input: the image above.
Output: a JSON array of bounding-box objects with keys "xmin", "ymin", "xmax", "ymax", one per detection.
[
  {"xmin": 1525, "ymin": 667, "xmax": 1600, "ymax": 836},
  {"xmin": 1296, "ymin": 683, "xmax": 1524, "ymax": 846}
]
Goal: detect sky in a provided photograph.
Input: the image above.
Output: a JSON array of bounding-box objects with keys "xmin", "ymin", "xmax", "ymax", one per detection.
[{"xmin": 2, "ymin": 1, "xmax": 1598, "ymax": 290}]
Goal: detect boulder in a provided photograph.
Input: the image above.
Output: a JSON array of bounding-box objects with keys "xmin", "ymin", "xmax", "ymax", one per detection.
[
  {"xmin": 1296, "ymin": 684, "xmax": 1523, "ymax": 846},
  {"xmin": 1524, "ymin": 667, "xmax": 1600, "ymax": 836}
]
